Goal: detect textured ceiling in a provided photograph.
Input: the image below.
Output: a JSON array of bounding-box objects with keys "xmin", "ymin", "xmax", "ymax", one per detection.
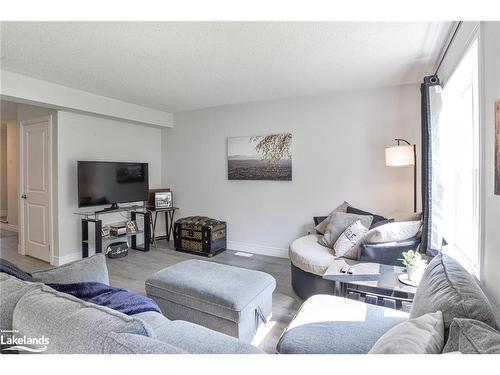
[{"xmin": 0, "ymin": 22, "xmax": 452, "ymax": 112}]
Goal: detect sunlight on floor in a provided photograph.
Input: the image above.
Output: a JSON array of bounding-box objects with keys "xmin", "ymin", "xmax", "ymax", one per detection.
[{"xmin": 252, "ymin": 316, "xmax": 277, "ymax": 347}]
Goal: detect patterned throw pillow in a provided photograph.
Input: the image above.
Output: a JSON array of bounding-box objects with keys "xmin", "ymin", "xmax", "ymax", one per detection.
[
  {"xmin": 318, "ymin": 212, "xmax": 373, "ymax": 248},
  {"xmin": 333, "ymin": 220, "xmax": 369, "ymax": 260}
]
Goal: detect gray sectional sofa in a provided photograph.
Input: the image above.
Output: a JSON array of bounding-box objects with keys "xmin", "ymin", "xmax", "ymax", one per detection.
[
  {"xmin": 0, "ymin": 254, "xmax": 263, "ymax": 354},
  {"xmin": 277, "ymin": 253, "xmax": 500, "ymax": 354},
  {"xmin": 3, "ymin": 251, "xmax": 500, "ymax": 354}
]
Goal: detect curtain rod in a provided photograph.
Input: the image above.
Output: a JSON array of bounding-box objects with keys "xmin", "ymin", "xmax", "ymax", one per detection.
[{"xmin": 434, "ymin": 21, "xmax": 463, "ymax": 77}]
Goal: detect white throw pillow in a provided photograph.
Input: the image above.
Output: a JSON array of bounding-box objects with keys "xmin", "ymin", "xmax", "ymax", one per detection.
[
  {"xmin": 314, "ymin": 201, "xmax": 350, "ymax": 235},
  {"xmin": 363, "ymin": 220, "xmax": 422, "ymax": 244},
  {"xmin": 333, "ymin": 220, "xmax": 369, "ymax": 260},
  {"xmin": 369, "ymin": 311, "xmax": 444, "ymax": 354}
]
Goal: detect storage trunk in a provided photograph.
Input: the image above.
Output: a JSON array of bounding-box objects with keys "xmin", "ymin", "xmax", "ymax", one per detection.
[{"xmin": 173, "ymin": 216, "xmax": 226, "ymax": 257}]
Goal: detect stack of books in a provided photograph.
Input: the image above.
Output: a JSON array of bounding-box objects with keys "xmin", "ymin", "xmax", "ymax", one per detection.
[{"xmin": 110, "ymin": 224, "xmax": 127, "ymax": 237}]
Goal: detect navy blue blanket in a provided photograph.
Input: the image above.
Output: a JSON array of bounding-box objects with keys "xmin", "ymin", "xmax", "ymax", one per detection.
[{"xmin": 0, "ymin": 259, "xmax": 160, "ymax": 315}]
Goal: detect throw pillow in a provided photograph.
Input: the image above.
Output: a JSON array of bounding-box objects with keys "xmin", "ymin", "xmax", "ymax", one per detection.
[
  {"xmin": 369, "ymin": 311, "xmax": 444, "ymax": 354},
  {"xmin": 443, "ymin": 318, "xmax": 500, "ymax": 354},
  {"xmin": 363, "ymin": 221, "xmax": 422, "ymax": 244},
  {"xmin": 318, "ymin": 212, "xmax": 373, "ymax": 248},
  {"xmin": 346, "ymin": 206, "xmax": 389, "ymax": 228},
  {"xmin": 333, "ymin": 220, "xmax": 369, "ymax": 260},
  {"xmin": 314, "ymin": 201, "xmax": 350, "ymax": 235}
]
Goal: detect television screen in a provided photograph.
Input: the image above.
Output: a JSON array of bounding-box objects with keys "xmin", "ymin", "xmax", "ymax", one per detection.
[{"xmin": 77, "ymin": 161, "xmax": 149, "ymax": 208}]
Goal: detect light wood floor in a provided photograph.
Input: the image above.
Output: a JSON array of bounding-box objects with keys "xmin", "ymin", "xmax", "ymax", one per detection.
[{"xmin": 0, "ymin": 229, "xmax": 302, "ymax": 353}]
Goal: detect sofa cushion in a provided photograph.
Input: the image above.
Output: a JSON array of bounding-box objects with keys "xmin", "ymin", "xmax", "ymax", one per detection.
[
  {"xmin": 103, "ymin": 332, "xmax": 187, "ymax": 354},
  {"xmin": 363, "ymin": 221, "xmax": 422, "ymax": 244},
  {"xmin": 0, "ymin": 273, "xmax": 44, "ymax": 337},
  {"xmin": 31, "ymin": 253, "xmax": 109, "ymax": 285},
  {"xmin": 13, "ymin": 285, "xmax": 154, "ymax": 353},
  {"xmin": 369, "ymin": 311, "xmax": 444, "ymax": 354},
  {"xmin": 410, "ymin": 254, "xmax": 497, "ymax": 336},
  {"xmin": 153, "ymin": 319, "xmax": 263, "ymax": 354},
  {"xmin": 318, "ymin": 212, "xmax": 373, "ymax": 248},
  {"xmin": 443, "ymin": 318, "xmax": 500, "ymax": 354},
  {"xmin": 289, "ymin": 234, "xmax": 336, "ymax": 276},
  {"xmin": 135, "ymin": 308, "xmax": 263, "ymax": 354},
  {"xmin": 277, "ymin": 295, "xmax": 408, "ymax": 354},
  {"xmin": 314, "ymin": 201, "xmax": 350, "ymax": 235}
]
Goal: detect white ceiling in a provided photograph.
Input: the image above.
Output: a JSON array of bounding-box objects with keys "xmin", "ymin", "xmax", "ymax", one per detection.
[{"xmin": 0, "ymin": 22, "xmax": 452, "ymax": 113}]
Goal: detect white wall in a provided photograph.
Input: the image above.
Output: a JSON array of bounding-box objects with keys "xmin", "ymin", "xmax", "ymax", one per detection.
[
  {"xmin": 480, "ymin": 22, "xmax": 500, "ymax": 307},
  {"xmin": 6, "ymin": 122, "xmax": 18, "ymax": 226},
  {"xmin": 166, "ymin": 84, "xmax": 421, "ymax": 256},
  {"xmin": 56, "ymin": 111, "xmax": 164, "ymax": 264}
]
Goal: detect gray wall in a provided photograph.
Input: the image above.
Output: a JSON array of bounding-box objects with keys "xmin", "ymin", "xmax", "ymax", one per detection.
[
  {"xmin": 0, "ymin": 125, "xmax": 7, "ymax": 215},
  {"xmin": 165, "ymin": 84, "xmax": 421, "ymax": 256},
  {"xmin": 57, "ymin": 111, "xmax": 164, "ymax": 264},
  {"xmin": 480, "ymin": 22, "xmax": 500, "ymax": 307}
]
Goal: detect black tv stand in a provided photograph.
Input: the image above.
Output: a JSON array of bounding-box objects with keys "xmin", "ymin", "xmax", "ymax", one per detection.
[{"xmin": 75, "ymin": 206, "xmax": 150, "ymax": 258}]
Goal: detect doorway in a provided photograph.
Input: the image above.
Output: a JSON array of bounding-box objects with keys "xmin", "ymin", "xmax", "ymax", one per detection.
[{"xmin": 19, "ymin": 116, "xmax": 53, "ymax": 263}]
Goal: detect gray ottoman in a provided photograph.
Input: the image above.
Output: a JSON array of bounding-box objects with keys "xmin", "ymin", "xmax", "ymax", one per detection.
[{"xmin": 145, "ymin": 260, "xmax": 276, "ymax": 343}]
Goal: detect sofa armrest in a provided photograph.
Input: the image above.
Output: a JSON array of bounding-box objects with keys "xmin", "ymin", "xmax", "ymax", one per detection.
[
  {"xmin": 359, "ymin": 236, "xmax": 421, "ymax": 266},
  {"xmin": 31, "ymin": 254, "xmax": 109, "ymax": 285}
]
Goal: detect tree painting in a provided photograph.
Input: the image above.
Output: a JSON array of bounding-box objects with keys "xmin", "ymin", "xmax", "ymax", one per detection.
[{"xmin": 228, "ymin": 133, "xmax": 292, "ymax": 181}]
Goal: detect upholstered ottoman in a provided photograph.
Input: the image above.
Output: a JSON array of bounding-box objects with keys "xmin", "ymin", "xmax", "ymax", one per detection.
[{"xmin": 145, "ymin": 260, "xmax": 276, "ymax": 343}]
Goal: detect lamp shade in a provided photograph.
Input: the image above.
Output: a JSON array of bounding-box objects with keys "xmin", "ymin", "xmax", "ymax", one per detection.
[{"xmin": 385, "ymin": 145, "xmax": 415, "ymax": 167}]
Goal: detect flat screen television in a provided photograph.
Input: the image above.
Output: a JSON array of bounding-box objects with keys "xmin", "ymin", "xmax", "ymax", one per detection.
[{"xmin": 77, "ymin": 161, "xmax": 149, "ymax": 210}]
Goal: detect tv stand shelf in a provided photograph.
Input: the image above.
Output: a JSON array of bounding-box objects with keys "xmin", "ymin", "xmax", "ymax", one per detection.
[{"xmin": 75, "ymin": 206, "xmax": 150, "ymax": 258}]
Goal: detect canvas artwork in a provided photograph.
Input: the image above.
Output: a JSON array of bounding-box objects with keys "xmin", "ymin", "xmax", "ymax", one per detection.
[
  {"xmin": 228, "ymin": 133, "xmax": 292, "ymax": 181},
  {"xmin": 495, "ymin": 100, "xmax": 500, "ymax": 195}
]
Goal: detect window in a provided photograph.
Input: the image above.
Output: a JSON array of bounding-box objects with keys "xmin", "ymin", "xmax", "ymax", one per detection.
[{"xmin": 440, "ymin": 37, "xmax": 480, "ymax": 274}]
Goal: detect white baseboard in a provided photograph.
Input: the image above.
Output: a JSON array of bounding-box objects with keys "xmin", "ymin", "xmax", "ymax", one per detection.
[
  {"xmin": 227, "ymin": 240, "xmax": 289, "ymax": 259},
  {"xmin": 0, "ymin": 222, "xmax": 19, "ymax": 232},
  {"xmin": 53, "ymin": 252, "xmax": 81, "ymax": 266}
]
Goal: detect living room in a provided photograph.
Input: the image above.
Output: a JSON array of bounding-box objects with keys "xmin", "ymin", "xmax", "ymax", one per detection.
[{"xmin": 1, "ymin": 1, "xmax": 500, "ymax": 373}]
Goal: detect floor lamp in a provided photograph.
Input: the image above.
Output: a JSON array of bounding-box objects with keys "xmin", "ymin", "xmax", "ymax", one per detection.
[{"xmin": 385, "ymin": 138, "xmax": 417, "ymax": 213}]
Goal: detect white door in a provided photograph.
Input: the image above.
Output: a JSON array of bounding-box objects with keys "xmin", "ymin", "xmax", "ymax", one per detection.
[{"xmin": 22, "ymin": 118, "xmax": 51, "ymax": 262}]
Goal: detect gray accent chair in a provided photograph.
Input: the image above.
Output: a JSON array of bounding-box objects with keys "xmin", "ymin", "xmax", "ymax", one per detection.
[
  {"xmin": 0, "ymin": 255, "xmax": 263, "ymax": 354},
  {"xmin": 278, "ymin": 253, "xmax": 500, "ymax": 354}
]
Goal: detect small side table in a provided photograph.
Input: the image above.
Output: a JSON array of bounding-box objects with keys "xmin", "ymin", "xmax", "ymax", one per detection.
[
  {"xmin": 322, "ymin": 259, "xmax": 418, "ymax": 310},
  {"xmin": 146, "ymin": 206, "xmax": 178, "ymax": 244}
]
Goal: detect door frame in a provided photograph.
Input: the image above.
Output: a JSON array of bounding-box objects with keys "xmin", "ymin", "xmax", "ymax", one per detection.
[{"xmin": 18, "ymin": 115, "xmax": 54, "ymax": 265}]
